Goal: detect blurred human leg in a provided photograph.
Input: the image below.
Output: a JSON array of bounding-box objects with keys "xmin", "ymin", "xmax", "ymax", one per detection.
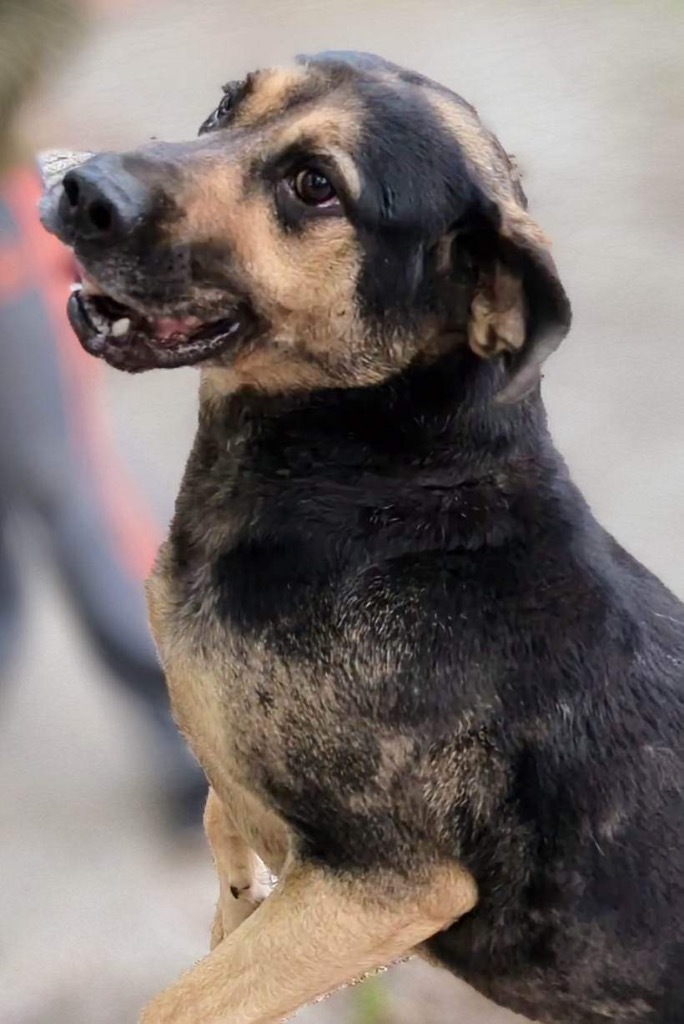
[
  {"xmin": 0, "ymin": 166, "xmax": 205, "ymax": 826},
  {"xmin": 0, "ymin": 503, "xmax": 22, "ymax": 677}
]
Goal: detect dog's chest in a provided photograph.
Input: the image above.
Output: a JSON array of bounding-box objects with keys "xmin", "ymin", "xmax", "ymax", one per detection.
[{"xmin": 145, "ymin": 540, "xmax": 293, "ymax": 802}]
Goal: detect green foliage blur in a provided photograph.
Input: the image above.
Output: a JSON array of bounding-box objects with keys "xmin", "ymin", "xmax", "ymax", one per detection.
[{"xmin": 353, "ymin": 977, "xmax": 392, "ymax": 1024}]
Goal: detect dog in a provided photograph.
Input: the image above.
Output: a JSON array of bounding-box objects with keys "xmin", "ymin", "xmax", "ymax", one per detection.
[{"xmin": 40, "ymin": 51, "xmax": 683, "ymax": 1024}]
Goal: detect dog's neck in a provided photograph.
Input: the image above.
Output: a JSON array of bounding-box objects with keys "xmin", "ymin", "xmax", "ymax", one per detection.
[
  {"xmin": 196, "ymin": 346, "xmax": 553, "ymax": 472},
  {"xmin": 172, "ymin": 349, "xmax": 576, "ymax": 563}
]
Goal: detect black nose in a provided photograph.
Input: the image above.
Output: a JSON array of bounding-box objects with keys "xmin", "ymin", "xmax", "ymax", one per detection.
[{"xmin": 56, "ymin": 154, "xmax": 151, "ymax": 247}]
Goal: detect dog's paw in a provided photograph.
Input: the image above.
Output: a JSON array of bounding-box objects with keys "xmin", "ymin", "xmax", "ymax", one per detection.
[
  {"xmin": 212, "ymin": 876, "xmax": 270, "ymax": 946},
  {"xmin": 231, "ymin": 873, "xmax": 271, "ymax": 905}
]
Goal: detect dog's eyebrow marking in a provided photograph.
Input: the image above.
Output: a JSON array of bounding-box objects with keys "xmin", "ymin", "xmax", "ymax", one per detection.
[
  {"xmin": 322, "ymin": 147, "xmax": 362, "ymax": 201},
  {"xmin": 273, "ymin": 104, "xmax": 362, "ymax": 163},
  {"xmin": 231, "ymin": 67, "xmax": 315, "ymax": 128}
]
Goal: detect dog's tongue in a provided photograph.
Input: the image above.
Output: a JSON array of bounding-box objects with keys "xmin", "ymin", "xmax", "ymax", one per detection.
[
  {"xmin": 73, "ymin": 264, "xmax": 206, "ymax": 343},
  {"xmin": 154, "ymin": 316, "xmax": 202, "ymax": 341}
]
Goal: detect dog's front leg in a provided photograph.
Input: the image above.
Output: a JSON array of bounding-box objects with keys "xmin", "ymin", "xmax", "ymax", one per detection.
[
  {"xmin": 139, "ymin": 858, "xmax": 476, "ymax": 1024},
  {"xmin": 204, "ymin": 787, "xmax": 272, "ymax": 948}
]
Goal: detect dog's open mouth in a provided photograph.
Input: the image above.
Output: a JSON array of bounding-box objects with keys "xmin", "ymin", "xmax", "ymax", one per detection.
[{"xmin": 68, "ymin": 279, "xmax": 254, "ymax": 373}]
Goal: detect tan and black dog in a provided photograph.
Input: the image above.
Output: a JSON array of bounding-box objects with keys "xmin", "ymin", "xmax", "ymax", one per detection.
[{"xmin": 41, "ymin": 52, "xmax": 683, "ymax": 1024}]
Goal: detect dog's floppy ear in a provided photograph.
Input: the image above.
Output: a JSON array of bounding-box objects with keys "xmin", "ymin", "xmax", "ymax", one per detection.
[{"xmin": 445, "ymin": 128, "xmax": 571, "ymax": 404}]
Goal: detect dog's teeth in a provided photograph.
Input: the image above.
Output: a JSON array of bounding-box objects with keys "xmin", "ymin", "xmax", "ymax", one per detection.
[
  {"xmin": 111, "ymin": 318, "xmax": 131, "ymax": 337},
  {"xmin": 70, "ymin": 282, "xmax": 82, "ymax": 294},
  {"xmin": 91, "ymin": 310, "xmax": 108, "ymax": 330}
]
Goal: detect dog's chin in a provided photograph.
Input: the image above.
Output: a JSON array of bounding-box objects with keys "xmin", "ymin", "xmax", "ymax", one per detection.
[{"xmin": 67, "ymin": 282, "xmax": 256, "ymax": 373}]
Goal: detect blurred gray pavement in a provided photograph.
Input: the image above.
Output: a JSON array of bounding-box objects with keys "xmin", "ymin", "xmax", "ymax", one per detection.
[{"xmin": 2, "ymin": 1, "xmax": 683, "ymax": 1021}]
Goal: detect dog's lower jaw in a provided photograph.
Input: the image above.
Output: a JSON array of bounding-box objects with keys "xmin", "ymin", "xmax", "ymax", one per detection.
[
  {"xmin": 196, "ymin": 320, "xmax": 468, "ymax": 403},
  {"xmin": 66, "ymin": 286, "xmax": 258, "ymax": 373}
]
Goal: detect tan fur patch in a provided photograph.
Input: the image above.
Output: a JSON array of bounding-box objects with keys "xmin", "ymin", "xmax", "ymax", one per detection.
[
  {"xmin": 273, "ymin": 103, "xmax": 362, "ymax": 172},
  {"xmin": 139, "ymin": 858, "xmax": 477, "ymax": 1024},
  {"xmin": 179, "ymin": 160, "xmax": 244, "ymax": 242},
  {"xmin": 147, "ymin": 546, "xmax": 291, "ymax": 869},
  {"xmin": 230, "ymin": 194, "xmax": 358, "ymax": 316},
  {"xmin": 468, "ymin": 262, "xmax": 527, "ymax": 357},
  {"xmin": 200, "ymin": 348, "xmax": 345, "ymax": 400},
  {"xmin": 325, "ymin": 146, "xmax": 362, "ymax": 200},
  {"xmin": 204, "ymin": 788, "xmax": 277, "ymax": 948},
  {"xmin": 232, "ymin": 67, "xmax": 309, "ymax": 128}
]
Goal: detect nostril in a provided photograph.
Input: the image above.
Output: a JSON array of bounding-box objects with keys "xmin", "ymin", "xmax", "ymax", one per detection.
[
  {"xmin": 88, "ymin": 199, "xmax": 114, "ymax": 232},
  {"xmin": 63, "ymin": 176, "xmax": 80, "ymax": 207},
  {"xmin": 58, "ymin": 161, "xmax": 146, "ymax": 242}
]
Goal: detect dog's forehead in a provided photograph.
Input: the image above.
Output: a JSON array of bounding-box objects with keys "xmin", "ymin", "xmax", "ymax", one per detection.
[
  {"xmin": 231, "ymin": 60, "xmax": 415, "ymax": 136},
  {"xmin": 225, "ymin": 62, "xmax": 365, "ymax": 132},
  {"xmin": 231, "ymin": 53, "xmax": 433, "ymax": 128},
  {"xmin": 268, "ymin": 56, "xmax": 505, "ymax": 159},
  {"xmin": 211, "ymin": 55, "xmax": 520, "ymax": 211},
  {"xmin": 230, "ymin": 66, "xmax": 317, "ymax": 128}
]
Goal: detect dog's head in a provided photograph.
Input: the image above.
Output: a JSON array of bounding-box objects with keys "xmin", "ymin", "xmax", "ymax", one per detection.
[{"xmin": 41, "ymin": 52, "xmax": 570, "ymax": 402}]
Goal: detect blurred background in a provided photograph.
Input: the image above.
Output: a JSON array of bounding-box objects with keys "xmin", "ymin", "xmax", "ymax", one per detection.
[{"xmin": 1, "ymin": 1, "xmax": 683, "ymax": 1022}]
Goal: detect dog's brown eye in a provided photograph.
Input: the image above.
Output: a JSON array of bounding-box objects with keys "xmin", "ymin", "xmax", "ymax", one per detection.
[{"xmin": 293, "ymin": 168, "xmax": 337, "ymax": 206}]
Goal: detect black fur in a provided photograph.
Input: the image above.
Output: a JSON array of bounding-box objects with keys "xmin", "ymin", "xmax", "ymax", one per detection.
[{"xmin": 169, "ymin": 343, "xmax": 684, "ymax": 1023}]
